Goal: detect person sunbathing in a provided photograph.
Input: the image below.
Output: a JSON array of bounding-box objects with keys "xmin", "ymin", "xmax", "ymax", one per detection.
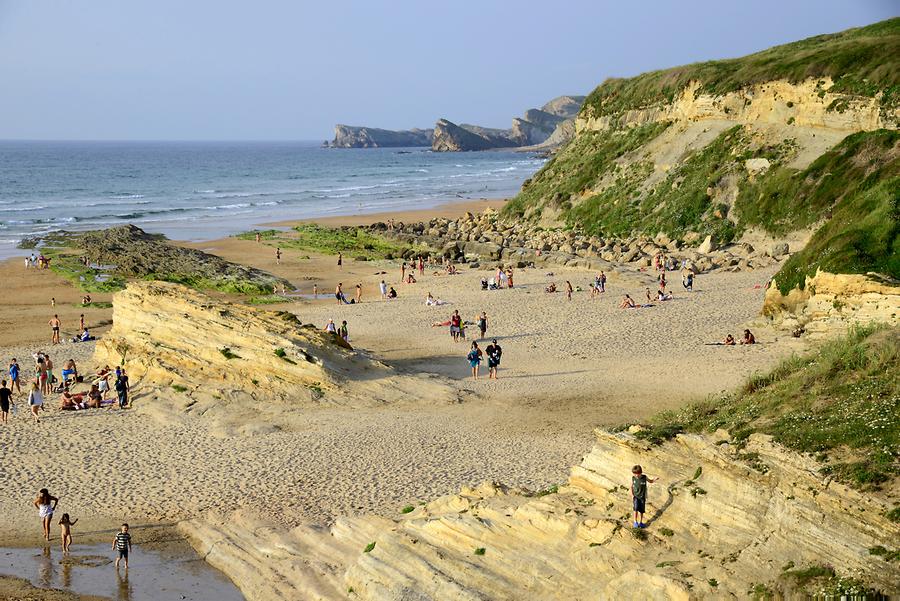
[
  {"xmin": 657, "ymin": 289, "xmax": 674, "ymax": 301},
  {"xmin": 740, "ymin": 329, "xmax": 756, "ymax": 345},
  {"xmin": 620, "ymin": 294, "xmax": 636, "ymax": 308},
  {"xmin": 60, "ymin": 389, "xmax": 87, "ymax": 410},
  {"xmin": 545, "ymin": 283, "xmax": 557, "ymax": 293},
  {"xmin": 723, "ymin": 334, "xmax": 736, "ymax": 346}
]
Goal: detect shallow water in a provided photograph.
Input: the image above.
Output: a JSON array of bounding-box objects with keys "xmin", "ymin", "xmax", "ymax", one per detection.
[{"xmin": 0, "ymin": 543, "xmax": 244, "ymax": 600}]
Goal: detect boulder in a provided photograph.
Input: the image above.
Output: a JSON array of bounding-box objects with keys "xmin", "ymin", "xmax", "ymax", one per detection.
[
  {"xmin": 698, "ymin": 234, "xmax": 718, "ymax": 254},
  {"xmin": 771, "ymin": 242, "xmax": 790, "ymax": 258}
]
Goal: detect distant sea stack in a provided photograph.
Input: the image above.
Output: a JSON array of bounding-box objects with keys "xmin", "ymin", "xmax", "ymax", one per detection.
[
  {"xmin": 326, "ymin": 125, "xmax": 433, "ymax": 148},
  {"xmin": 328, "ymin": 95, "xmax": 585, "ymax": 152}
]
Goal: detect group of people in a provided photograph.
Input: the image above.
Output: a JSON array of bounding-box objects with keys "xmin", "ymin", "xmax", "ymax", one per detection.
[
  {"xmin": 2, "ymin": 358, "xmax": 131, "ymax": 424},
  {"xmin": 466, "ymin": 339, "xmax": 502, "ymax": 380},
  {"xmin": 32, "ymin": 488, "xmax": 133, "ymax": 567},
  {"xmin": 324, "ymin": 318, "xmax": 350, "ymax": 343},
  {"xmin": 722, "ymin": 329, "xmax": 756, "ymax": 345},
  {"xmin": 24, "ymin": 253, "xmax": 52, "ymax": 269}
]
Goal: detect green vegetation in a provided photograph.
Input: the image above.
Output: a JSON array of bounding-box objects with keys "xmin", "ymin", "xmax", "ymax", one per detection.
[
  {"xmin": 363, "ymin": 542, "xmax": 376, "ymax": 553},
  {"xmin": 219, "ymin": 347, "xmax": 241, "ymax": 360},
  {"xmin": 630, "ymin": 528, "xmax": 648, "ymax": 541},
  {"xmin": 868, "ymin": 545, "xmax": 900, "ymax": 561},
  {"xmin": 274, "ymin": 348, "xmax": 297, "ymax": 364},
  {"xmin": 43, "ymin": 247, "xmax": 126, "ymax": 293},
  {"xmin": 504, "ymin": 122, "xmax": 670, "ymax": 223},
  {"xmin": 246, "ymin": 294, "xmax": 293, "ymax": 305},
  {"xmin": 401, "ymin": 505, "xmax": 415, "ymax": 514},
  {"xmin": 658, "ymin": 527, "xmax": 674, "ymax": 537},
  {"xmin": 582, "ymin": 18, "xmax": 900, "ymax": 119},
  {"xmin": 143, "ymin": 273, "xmax": 274, "ymax": 296},
  {"xmin": 630, "ymin": 325, "xmax": 899, "ymax": 490},
  {"xmin": 767, "ymin": 130, "xmax": 899, "ymax": 293},
  {"xmin": 238, "ymin": 224, "xmax": 411, "ymax": 259},
  {"xmin": 473, "ymin": 547, "xmax": 486, "ymax": 556},
  {"xmin": 172, "ymin": 384, "xmax": 188, "ymax": 393},
  {"xmin": 529, "ymin": 484, "xmax": 559, "ymax": 497},
  {"xmin": 888, "ymin": 506, "xmax": 900, "ymax": 522}
]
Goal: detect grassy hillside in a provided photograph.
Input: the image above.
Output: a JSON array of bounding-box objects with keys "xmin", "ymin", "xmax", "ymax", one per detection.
[
  {"xmin": 503, "ymin": 18, "xmax": 899, "ymax": 292},
  {"xmin": 629, "ymin": 325, "xmax": 899, "ymax": 493},
  {"xmin": 582, "ymin": 18, "xmax": 900, "ymax": 119}
]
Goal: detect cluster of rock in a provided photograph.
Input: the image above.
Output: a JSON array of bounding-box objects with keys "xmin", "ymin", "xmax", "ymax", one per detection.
[
  {"xmin": 184, "ymin": 428, "xmax": 900, "ymax": 599},
  {"xmin": 327, "ymin": 95, "xmax": 585, "ymax": 151},
  {"xmin": 370, "ymin": 208, "xmax": 790, "ymax": 275},
  {"xmin": 75, "ymin": 225, "xmax": 290, "ymax": 293}
]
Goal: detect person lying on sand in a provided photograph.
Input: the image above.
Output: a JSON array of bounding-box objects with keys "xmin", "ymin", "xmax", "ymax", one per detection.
[
  {"xmin": 657, "ymin": 290, "xmax": 674, "ymax": 301},
  {"xmin": 740, "ymin": 329, "xmax": 756, "ymax": 345},
  {"xmin": 545, "ymin": 283, "xmax": 557, "ymax": 293},
  {"xmin": 620, "ymin": 294, "xmax": 636, "ymax": 309},
  {"xmin": 723, "ymin": 334, "xmax": 736, "ymax": 346},
  {"xmin": 59, "ymin": 388, "xmax": 87, "ymax": 410},
  {"xmin": 425, "ymin": 292, "xmax": 448, "ymax": 306},
  {"xmin": 431, "ymin": 320, "xmax": 451, "ymax": 327}
]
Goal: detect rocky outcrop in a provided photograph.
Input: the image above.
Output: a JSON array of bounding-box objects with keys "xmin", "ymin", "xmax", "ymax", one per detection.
[
  {"xmin": 763, "ymin": 270, "xmax": 900, "ymax": 335},
  {"xmin": 94, "ymin": 281, "xmax": 456, "ymax": 434},
  {"xmin": 432, "ymin": 96, "xmax": 585, "ymax": 151},
  {"xmin": 431, "ymin": 119, "xmax": 517, "ymax": 152},
  {"xmin": 76, "ymin": 225, "xmax": 289, "ymax": 294},
  {"xmin": 183, "ymin": 429, "xmax": 900, "ymax": 600},
  {"xmin": 327, "ymin": 125, "xmax": 433, "ymax": 148},
  {"xmin": 370, "ymin": 207, "xmax": 785, "ymax": 275}
]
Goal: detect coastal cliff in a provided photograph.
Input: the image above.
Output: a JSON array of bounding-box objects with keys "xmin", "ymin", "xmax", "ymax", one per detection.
[
  {"xmin": 432, "ymin": 95, "xmax": 585, "ymax": 151},
  {"xmin": 327, "ymin": 125, "xmax": 433, "ymax": 148},
  {"xmin": 504, "ymin": 18, "xmax": 899, "ymax": 308}
]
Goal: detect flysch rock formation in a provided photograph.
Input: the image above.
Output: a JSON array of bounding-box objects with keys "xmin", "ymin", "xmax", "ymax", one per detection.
[
  {"xmin": 763, "ymin": 269, "xmax": 900, "ymax": 335},
  {"xmin": 433, "ymin": 95, "xmax": 585, "ymax": 152},
  {"xmin": 93, "ymin": 281, "xmax": 456, "ymax": 436},
  {"xmin": 327, "ymin": 125, "xmax": 434, "ymax": 148},
  {"xmin": 183, "ymin": 429, "xmax": 900, "ymax": 600}
]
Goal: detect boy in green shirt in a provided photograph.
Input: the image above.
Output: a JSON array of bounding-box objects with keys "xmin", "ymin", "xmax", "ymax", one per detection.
[{"xmin": 631, "ymin": 465, "xmax": 658, "ymax": 528}]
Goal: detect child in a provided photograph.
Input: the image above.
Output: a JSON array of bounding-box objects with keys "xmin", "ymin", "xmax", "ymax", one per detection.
[
  {"xmin": 59, "ymin": 513, "xmax": 78, "ymax": 554},
  {"xmin": 112, "ymin": 523, "xmax": 132, "ymax": 569},
  {"xmin": 631, "ymin": 465, "xmax": 658, "ymax": 528}
]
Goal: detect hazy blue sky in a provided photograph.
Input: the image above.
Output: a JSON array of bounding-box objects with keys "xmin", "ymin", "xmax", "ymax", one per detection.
[{"xmin": 0, "ymin": 1, "xmax": 895, "ymax": 140}]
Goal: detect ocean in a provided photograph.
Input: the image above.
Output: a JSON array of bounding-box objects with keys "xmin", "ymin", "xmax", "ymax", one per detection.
[{"xmin": 0, "ymin": 140, "xmax": 544, "ymax": 258}]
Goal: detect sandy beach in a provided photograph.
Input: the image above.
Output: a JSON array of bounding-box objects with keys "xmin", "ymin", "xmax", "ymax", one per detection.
[{"xmin": 0, "ymin": 199, "xmax": 804, "ymax": 601}]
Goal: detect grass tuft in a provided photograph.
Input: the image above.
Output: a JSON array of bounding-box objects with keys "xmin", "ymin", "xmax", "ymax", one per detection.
[
  {"xmin": 473, "ymin": 547, "xmax": 486, "ymax": 556},
  {"xmin": 219, "ymin": 347, "xmax": 241, "ymax": 360}
]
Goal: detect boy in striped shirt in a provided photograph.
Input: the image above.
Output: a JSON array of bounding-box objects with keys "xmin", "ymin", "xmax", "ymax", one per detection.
[{"xmin": 112, "ymin": 523, "xmax": 132, "ymax": 569}]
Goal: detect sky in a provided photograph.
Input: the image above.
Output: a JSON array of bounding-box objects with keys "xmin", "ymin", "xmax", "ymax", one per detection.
[{"xmin": 0, "ymin": 0, "xmax": 895, "ymax": 141}]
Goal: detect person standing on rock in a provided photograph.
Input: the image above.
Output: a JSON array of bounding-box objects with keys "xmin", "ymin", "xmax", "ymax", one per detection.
[
  {"xmin": 49, "ymin": 314, "xmax": 61, "ymax": 345},
  {"xmin": 631, "ymin": 465, "xmax": 658, "ymax": 529}
]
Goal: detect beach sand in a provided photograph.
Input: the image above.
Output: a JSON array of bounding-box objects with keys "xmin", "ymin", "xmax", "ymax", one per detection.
[{"xmin": 0, "ymin": 200, "xmax": 804, "ymax": 587}]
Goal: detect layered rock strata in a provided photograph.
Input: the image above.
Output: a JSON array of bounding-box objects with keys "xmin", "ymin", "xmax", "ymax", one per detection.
[
  {"xmin": 184, "ymin": 430, "xmax": 900, "ymax": 600},
  {"xmin": 327, "ymin": 125, "xmax": 434, "ymax": 148}
]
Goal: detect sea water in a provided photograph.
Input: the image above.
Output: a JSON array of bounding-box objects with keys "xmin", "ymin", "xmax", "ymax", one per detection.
[
  {"xmin": 0, "ymin": 140, "xmax": 543, "ymax": 258},
  {"xmin": 0, "ymin": 543, "xmax": 244, "ymax": 600}
]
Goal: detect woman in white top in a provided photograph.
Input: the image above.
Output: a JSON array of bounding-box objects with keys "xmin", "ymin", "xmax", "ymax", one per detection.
[{"xmin": 28, "ymin": 381, "xmax": 43, "ymax": 423}]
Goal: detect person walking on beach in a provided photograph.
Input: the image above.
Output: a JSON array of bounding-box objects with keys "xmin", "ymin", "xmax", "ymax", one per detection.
[
  {"xmin": 49, "ymin": 314, "xmax": 61, "ymax": 345},
  {"xmin": 9, "ymin": 358, "xmax": 21, "ymax": 393},
  {"xmin": 337, "ymin": 252, "xmax": 343, "ymax": 270},
  {"xmin": 112, "ymin": 524, "xmax": 132, "ymax": 569},
  {"xmin": 28, "ymin": 381, "xmax": 43, "ymax": 422},
  {"xmin": 59, "ymin": 513, "xmax": 78, "ymax": 554},
  {"xmin": 565, "ymin": 281, "xmax": 573, "ymax": 301},
  {"xmin": 275, "ymin": 247, "xmax": 282, "ymax": 265},
  {"xmin": 34, "ymin": 488, "xmax": 59, "ymax": 540},
  {"xmin": 631, "ymin": 465, "xmax": 658, "ymax": 528},
  {"xmin": 486, "ymin": 339, "xmax": 502, "ymax": 379},
  {"xmin": 450, "ymin": 310, "xmax": 461, "ymax": 342},
  {"xmin": 115, "ymin": 369, "xmax": 130, "ymax": 408},
  {"xmin": 255, "ymin": 232, "xmax": 261, "ymax": 243},
  {"xmin": 477, "ymin": 312, "xmax": 488, "ymax": 339},
  {"xmin": 467, "ymin": 341, "xmax": 483, "ymax": 380},
  {"xmin": 0, "ymin": 380, "xmax": 12, "ymax": 424},
  {"xmin": 380, "ymin": 280, "xmax": 387, "ymax": 300}
]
